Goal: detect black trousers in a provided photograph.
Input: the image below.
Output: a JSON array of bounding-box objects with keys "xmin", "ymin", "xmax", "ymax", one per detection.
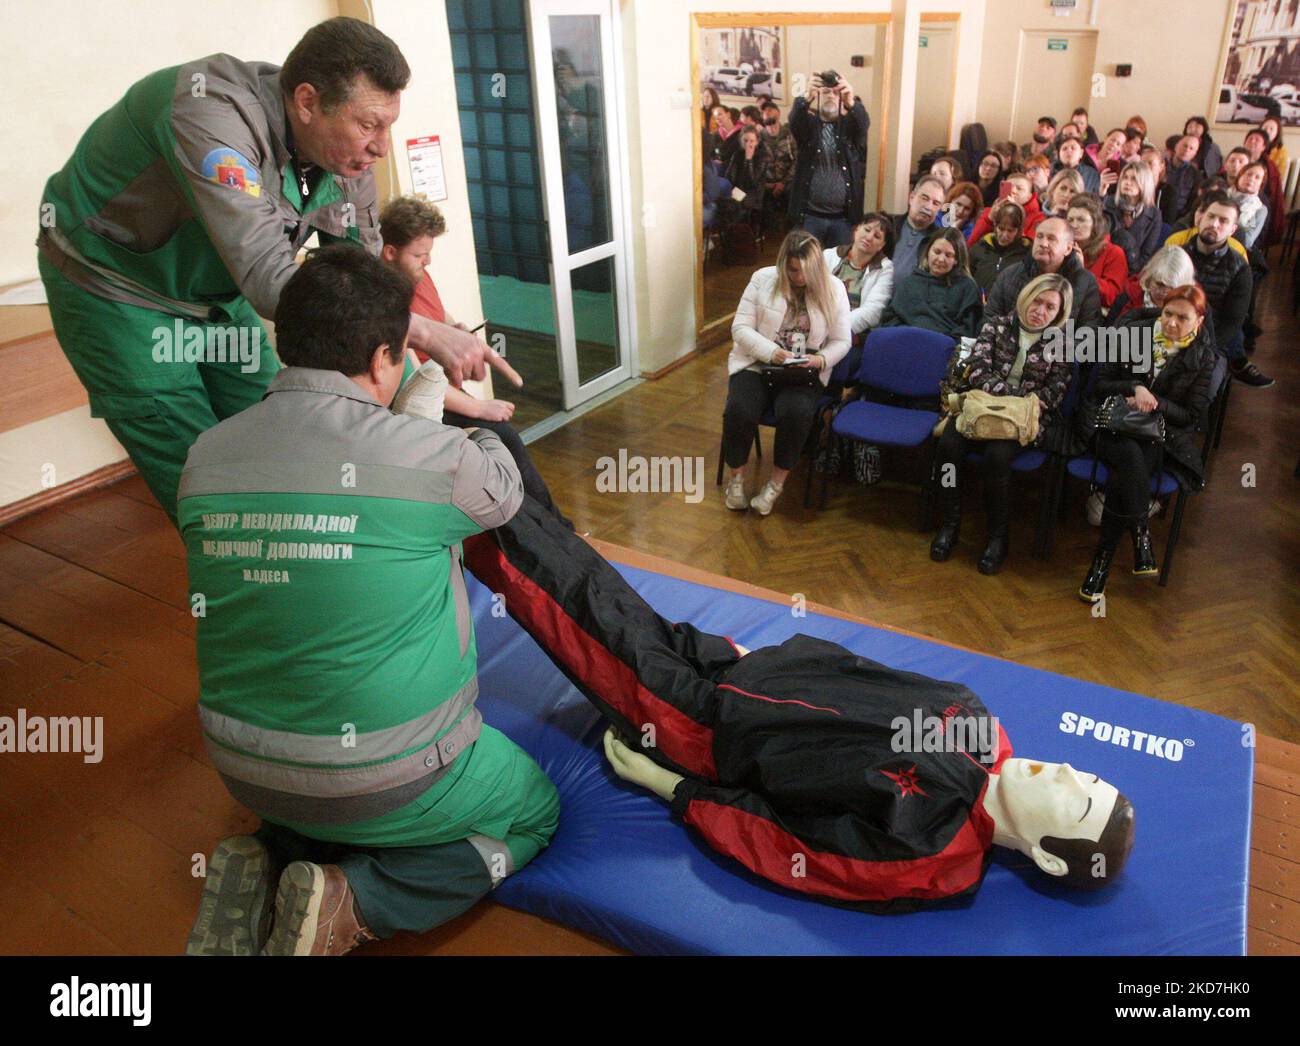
[
  {"xmin": 935, "ymin": 423, "xmax": 1018, "ymax": 526},
  {"xmin": 722, "ymin": 369, "xmax": 821, "ymax": 472},
  {"xmin": 442, "ymin": 409, "xmax": 571, "ymax": 528},
  {"xmin": 1096, "ymin": 431, "xmax": 1163, "ymax": 544}
]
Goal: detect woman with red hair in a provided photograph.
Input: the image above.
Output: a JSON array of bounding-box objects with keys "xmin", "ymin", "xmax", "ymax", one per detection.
[{"xmin": 1076, "ymin": 284, "xmax": 1215, "ymax": 603}]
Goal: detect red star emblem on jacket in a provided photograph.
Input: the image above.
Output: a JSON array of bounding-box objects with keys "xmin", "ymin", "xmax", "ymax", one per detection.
[{"xmin": 881, "ymin": 765, "xmax": 929, "ymax": 798}]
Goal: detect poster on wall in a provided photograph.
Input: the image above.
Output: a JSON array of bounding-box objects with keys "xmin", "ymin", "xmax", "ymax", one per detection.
[
  {"xmin": 699, "ymin": 25, "xmax": 785, "ymax": 102},
  {"xmin": 1213, "ymin": 0, "xmax": 1300, "ymax": 126},
  {"xmin": 406, "ymin": 135, "xmax": 448, "ymax": 201}
]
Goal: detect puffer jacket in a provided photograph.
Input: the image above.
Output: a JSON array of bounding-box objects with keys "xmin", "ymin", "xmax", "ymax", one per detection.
[{"xmin": 961, "ymin": 314, "xmax": 1073, "ymax": 449}]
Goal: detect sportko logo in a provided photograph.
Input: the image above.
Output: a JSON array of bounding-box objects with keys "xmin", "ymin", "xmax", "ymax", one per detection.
[{"xmin": 1059, "ymin": 712, "xmax": 1189, "ymax": 762}]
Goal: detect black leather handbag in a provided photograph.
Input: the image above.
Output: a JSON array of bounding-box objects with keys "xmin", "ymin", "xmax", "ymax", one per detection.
[
  {"xmin": 1094, "ymin": 395, "xmax": 1166, "ymax": 443},
  {"xmin": 760, "ymin": 359, "xmax": 822, "ymax": 390}
]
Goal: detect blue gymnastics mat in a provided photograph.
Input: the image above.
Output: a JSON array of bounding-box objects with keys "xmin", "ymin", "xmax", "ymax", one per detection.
[{"xmin": 467, "ymin": 562, "xmax": 1252, "ymax": 955}]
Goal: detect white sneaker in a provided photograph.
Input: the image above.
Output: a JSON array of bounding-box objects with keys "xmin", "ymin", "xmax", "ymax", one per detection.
[
  {"xmin": 1086, "ymin": 492, "xmax": 1105, "ymax": 527},
  {"xmin": 724, "ymin": 473, "xmax": 748, "ymax": 510},
  {"xmin": 749, "ymin": 480, "xmax": 784, "ymax": 516},
  {"xmin": 391, "ymin": 360, "xmax": 448, "ymax": 423}
]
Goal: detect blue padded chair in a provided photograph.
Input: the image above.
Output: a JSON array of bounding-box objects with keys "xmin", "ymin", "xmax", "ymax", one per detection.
[
  {"xmin": 823, "ymin": 326, "xmax": 955, "ymax": 514},
  {"xmin": 1065, "ymin": 456, "xmax": 1189, "ymax": 586},
  {"xmin": 716, "ymin": 351, "xmax": 857, "ymax": 509}
]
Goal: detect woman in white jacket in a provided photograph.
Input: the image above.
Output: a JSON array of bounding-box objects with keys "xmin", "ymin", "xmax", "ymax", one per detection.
[{"xmin": 723, "ymin": 229, "xmax": 851, "ymax": 515}]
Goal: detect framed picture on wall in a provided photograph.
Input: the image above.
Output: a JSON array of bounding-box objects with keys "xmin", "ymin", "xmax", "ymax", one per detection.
[
  {"xmin": 699, "ymin": 25, "xmax": 785, "ymax": 103},
  {"xmin": 1212, "ymin": 0, "xmax": 1299, "ymax": 126}
]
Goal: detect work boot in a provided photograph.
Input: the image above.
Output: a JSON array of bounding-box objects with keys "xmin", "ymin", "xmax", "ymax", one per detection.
[
  {"xmin": 391, "ymin": 359, "xmax": 449, "ymax": 421},
  {"xmin": 262, "ymin": 862, "xmax": 377, "ymax": 957},
  {"xmin": 749, "ymin": 479, "xmax": 784, "ymax": 516},
  {"xmin": 1131, "ymin": 523, "xmax": 1158, "ymax": 577},
  {"xmin": 976, "ymin": 474, "xmax": 1011, "ymax": 575},
  {"xmin": 724, "ymin": 472, "xmax": 748, "ymax": 510},
  {"xmin": 185, "ymin": 835, "xmax": 278, "ymax": 956},
  {"xmin": 929, "ymin": 487, "xmax": 961, "ymax": 562},
  {"xmin": 1079, "ymin": 540, "xmax": 1118, "ymax": 603}
]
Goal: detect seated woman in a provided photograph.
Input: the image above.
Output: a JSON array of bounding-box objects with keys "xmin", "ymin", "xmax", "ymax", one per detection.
[
  {"xmin": 1106, "ymin": 243, "xmax": 1197, "ymax": 324},
  {"xmin": 1242, "ymin": 127, "xmax": 1284, "ymax": 248},
  {"xmin": 1040, "ymin": 168, "xmax": 1083, "ymax": 219},
  {"xmin": 991, "ymin": 139, "xmax": 1018, "ymax": 174},
  {"xmin": 1259, "ymin": 116, "xmax": 1289, "ymax": 246},
  {"xmin": 968, "ymin": 199, "xmax": 1031, "ymax": 297},
  {"xmin": 722, "ymin": 230, "xmax": 850, "ymax": 516},
  {"xmin": 1103, "ymin": 160, "xmax": 1163, "ymax": 272},
  {"xmin": 1229, "ymin": 161, "xmax": 1270, "ymax": 250},
  {"xmin": 930, "ymin": 274, "xmax": 1074, "ymax": 574},
  {"xmin": 880, "ymin": 228, "xmax": 983, "ymax": 340},
  {"xmin": 966, "ymin": 171, "xmax": 1043, "ymax": 243},
  {"xmin": 975, "ymin": 149, "xmax": 1005, "ymax": 206},
  {"xmin": 1052, "ymin": 135, "xmax": 1100, "ymax": 194},
  {"xmin": 927, "ymin": 154, "xmax": 963, "ymax": 195},
  {"xmin": 462, "ymin": 493, "xmax": 1135, "ymax": 910},
  {"xmin": 1022, "ymin": 153, "xmax": 1052, "ymax": 198},
  {"xmin": 938, "ymin": 181, "xmax": 984, "ymax": 241},
  {"xmin": 1065, "ymin": 193, "xmax": 1129, "ymax": 311},
  {"xmin": 719, "ymin": 126, "xmax": 768, "ymax": 227},
  {"xmin": 1090, "ymin": 128, "xmax": 1128, "ymax": 196},
  {"xmin": 823, "ymin": 212, "xmax": 895, "ymax": 356},
  {"xmin": 1076, "ymin": 285, "xmax": 1214, "ymax": 603},
  {"xmin": 1183, "ymin": 115, "xmax": 1222, "ymax": 179}
]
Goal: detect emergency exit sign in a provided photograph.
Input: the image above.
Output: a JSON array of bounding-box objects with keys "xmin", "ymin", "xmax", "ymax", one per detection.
[
  {"xmin": 919, "ymin": 35, "xmax": 928, "ymax": 47},
  {"xmin": 1048, "ymin": 38, "xmax": 1069, "ymax": 51}
]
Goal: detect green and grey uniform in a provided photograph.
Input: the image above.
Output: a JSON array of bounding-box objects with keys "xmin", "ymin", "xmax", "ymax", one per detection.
[
  {"xmin": 177, "ymin": 367, "xmax": 559, "ymax": 936},
  {"xmin": 38, "ymin": 54, "xmax": 379, "ymax": 525}
]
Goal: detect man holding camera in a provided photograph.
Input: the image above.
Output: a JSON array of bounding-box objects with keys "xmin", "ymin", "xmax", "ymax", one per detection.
[{"xmin": 786, "ymin": 71, "xmax": 870, "ymax": 248}]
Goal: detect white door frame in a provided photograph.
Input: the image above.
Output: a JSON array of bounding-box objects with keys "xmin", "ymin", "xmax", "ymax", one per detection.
[{"xmin": 527, "ymin": 0, "xmax": 637, "ymax": 411}]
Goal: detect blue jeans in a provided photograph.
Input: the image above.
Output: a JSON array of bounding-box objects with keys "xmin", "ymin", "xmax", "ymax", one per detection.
[{"xmin": 800, "ymin": 214, "xmax": 853, "ymax": 249}]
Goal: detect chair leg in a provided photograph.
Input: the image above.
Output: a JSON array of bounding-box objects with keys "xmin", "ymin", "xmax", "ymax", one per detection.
[
  {"xmin": 920, "ymin": 443, "xmax": 939, "ymax": 532},
  {"xmin": 1158, "ymin": 490, "xmax": 1186, "ymax": 587},
  {"xmin": 820, "ymin": 434, "xmax": 837, "ymax": 509}
]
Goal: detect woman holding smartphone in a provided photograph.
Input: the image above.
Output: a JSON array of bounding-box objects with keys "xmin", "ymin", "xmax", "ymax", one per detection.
[{"xmin": 721, "ymin": 230, "xmax": 850, "ymax": 516}]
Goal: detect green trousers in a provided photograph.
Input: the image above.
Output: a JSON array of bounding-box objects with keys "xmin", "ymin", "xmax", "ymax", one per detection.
[
  {"xmin": 259, "ymin": 724, "xmax": 561, "ymax": 937},
  {"xmin": 39, "ymin": 256, "xmax": 280, "ymax": 526}
]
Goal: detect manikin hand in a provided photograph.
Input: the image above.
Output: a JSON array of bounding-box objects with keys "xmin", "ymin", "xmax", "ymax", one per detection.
[{"xmin": 603, "ymin": 727, "xmax": 684, "ymax": 802}]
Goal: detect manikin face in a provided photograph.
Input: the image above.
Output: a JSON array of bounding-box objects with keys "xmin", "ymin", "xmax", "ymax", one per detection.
[
  {"xmin": 1222, "ymin": 151, "xmax": 1249, "ymax": 182},
  {"xmin": 786, "ymin": 256, "xmax": 808, "ymax": 288},
  {"xmin": 995, "ymin": 759, "xmax": 1121, "ymax": 877},
  {"xmin": 1118, "ymin": 168, "xmax": 1141, "ymax": 199},
  {"xmin": 909, "ymin": 182, "xmax": 944, "ymax": 226},
  {"xmin": 1005, "ymin": 177, "xmax": 1033, "ymax": 206},
  {"xmin": 994, "ymin": 220, "xmax": 1022, "ymax": 247},
  {"xmin": 854, "ymin": 220, "xmax": 886, "ymax": 259},
  {"xmin": 1066, "ymin": 206, "xmax": 1094, "ymax": 245},
  {"xmin": 1058, "ymin": 139, "xmax": 1083, "ymax": 167},
  {"xmin": 1159, "ymin": 297, "xmax": 1202, "ymax": 341},
  {"xmin": 979, "ymin": 154, "xmax": 1001, "ymax": 181},
  {"xmin": 383, "ymin": 234, "xmax": 434, "ymax": 286},
  {"xmin": 1023, "ymin": 289, "xmax": 1062, "ymax": 329},
  {"xmin": 927, "ymin": 237, "xmax": 957, "ymax": 277},
  {"xmin": 1032, "ymin": 219, "xmax": 1071, "ymax": 270},
  {"xmin": 1238, "ymin": 165, "xmax": 1266, "ymax": 196},
  {"xmin": 292, "ymin": 76, "xmax": 400, "ymax": 178},
  {"xmin": 1174, "ymin": 136, "xmax": 1200, "ymax": 164}
]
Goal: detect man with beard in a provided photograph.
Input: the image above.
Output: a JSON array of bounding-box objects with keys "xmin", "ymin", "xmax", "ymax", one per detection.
[
  {"xmin": 786, "ymin": 71, "xmax": 869, "ymax": 248},
  {"xmin": 759, "ymin": 101, "xmax": 798, "ymax": 220}
]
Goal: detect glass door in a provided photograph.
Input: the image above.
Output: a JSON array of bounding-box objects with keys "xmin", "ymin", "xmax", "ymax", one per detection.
[{"xmin": 527, "ymin": 0, "xmax": 633, "ymax": 410}]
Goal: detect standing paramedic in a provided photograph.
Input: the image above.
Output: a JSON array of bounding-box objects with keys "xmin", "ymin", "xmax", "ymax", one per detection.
[
  {"xmin": 180, "ymin": 245, "xmax": 559, "ymax": 956},
  {"xmin": 37, "ymin": 16, "xmax": 501, "ymax": 525}
]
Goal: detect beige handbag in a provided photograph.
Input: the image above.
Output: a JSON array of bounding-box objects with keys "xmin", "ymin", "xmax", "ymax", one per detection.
[{"xmin": 952, "ymin": 389, "xmax": 1041, "ymax": 446}]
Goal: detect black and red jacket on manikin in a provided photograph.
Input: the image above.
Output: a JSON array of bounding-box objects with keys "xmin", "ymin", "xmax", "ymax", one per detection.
[{"xmin": 464, "ymin": 496, "xmax": 1013, "ymax": 911}]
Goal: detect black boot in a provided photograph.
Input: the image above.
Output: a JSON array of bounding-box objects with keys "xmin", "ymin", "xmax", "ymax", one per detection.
[
  {"xmin": 929, "ymin": 486, "xmax": 961, "ymax": 562},
  {"xmin": 1132, "ymin": 523, "xmax": 1158, "ymax": 577},
  {"xmin": 977, "ymin": 473, "xmax": 1011, "ymax": 575},
  {"xmin": 1080, "ymin": 540, "xmax": 1117, "ymax": 603}
]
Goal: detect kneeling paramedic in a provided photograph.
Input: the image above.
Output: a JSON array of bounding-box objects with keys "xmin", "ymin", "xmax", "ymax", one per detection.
[{"xmin": 179, "ymin": 244, "xmax": 559, "ymax": 956}]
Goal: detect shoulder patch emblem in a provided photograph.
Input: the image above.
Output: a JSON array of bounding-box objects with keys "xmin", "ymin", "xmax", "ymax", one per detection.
[{"xmin": 201, "ymin": 148, "xmax": 262, "ymax": 197}]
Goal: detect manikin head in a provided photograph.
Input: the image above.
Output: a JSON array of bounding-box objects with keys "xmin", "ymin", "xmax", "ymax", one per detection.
[{"xmin": 988, "ymin": 758, "xmax": 1135, "ymax": 888}]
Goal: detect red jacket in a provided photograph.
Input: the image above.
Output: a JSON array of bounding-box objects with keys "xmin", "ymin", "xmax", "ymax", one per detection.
[
  {"xmin": 967, "ymin": 192, "xmax": 1044, "ymax": 246},
  {"xmin": 1084, "ymin": 235, "xmax": 1129, "ymax": 308}
]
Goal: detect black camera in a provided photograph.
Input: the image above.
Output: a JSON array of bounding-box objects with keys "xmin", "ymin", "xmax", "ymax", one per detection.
[{"xmin": 819, "ymin": 69, "xmax": 841, "ymax": 88}]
